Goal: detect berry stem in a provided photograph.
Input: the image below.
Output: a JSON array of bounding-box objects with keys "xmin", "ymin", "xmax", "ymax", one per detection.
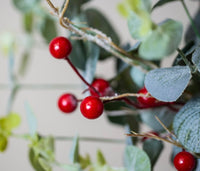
[{"xmin": 65, "ymin": 57, "xmax": 99, "ymax": 95}]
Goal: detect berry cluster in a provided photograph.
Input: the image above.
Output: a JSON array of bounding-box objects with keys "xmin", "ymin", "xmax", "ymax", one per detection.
[{"xmin": 49, "ymin": 36, "xmax": 172, "ymax": 119}]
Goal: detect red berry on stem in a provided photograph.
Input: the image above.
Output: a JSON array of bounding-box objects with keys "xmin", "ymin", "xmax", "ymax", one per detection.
[
  {"xmin": 137, "ymin": 87, "xmax": 165, "ymax": 108},
  {"xmin": 58, "ymin": 93, "xmax": 78, "ymax": 113},
  {"xmin": 173, "ymin": 151, "xmax": 196, "ymax": 171},
  {"xmin": 90, "ymin": 78, "xmax": 111, "ymax": 97},
  {"xmin": 49, "ymin": 36, "xmax": 72, "ymax": 59},
  {"xmin": 80, "ymin": 96, "xmax": 104, "ymax": 119},
  {"xmin": 141, "ymin": 131, "xmax": 159, "ymax": 142}
]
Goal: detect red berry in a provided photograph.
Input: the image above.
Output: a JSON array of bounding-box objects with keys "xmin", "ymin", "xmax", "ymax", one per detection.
[
  {"xmin": 137, "ymin": 87, "xmax": 165, "ymax": 108},
  {"xmin": 49, "ymin": 36, "xmax": 72, "ymax": 59},
  {"xmin": 174, "ymin": 151, "xmax": 196, "ymax": 171},
  {"xmin": 58, "ymin": 93, "xmax": 78, "ymax": 113},
  {"xmin": 90, "ymin": 78, "xmax": 111, "ymax": 97},
  {"xmin": 141, "ymin": 131, "xmax": 159, "ymax": 142},
  {"xmin": 80, "ymin": 96, "xmax": 104, "ymax": 119}
]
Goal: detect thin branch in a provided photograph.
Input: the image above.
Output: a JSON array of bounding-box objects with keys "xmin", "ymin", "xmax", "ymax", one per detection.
[{"xmin": 45, "ymin": 0, "xmax": 158, "ymax": 72}]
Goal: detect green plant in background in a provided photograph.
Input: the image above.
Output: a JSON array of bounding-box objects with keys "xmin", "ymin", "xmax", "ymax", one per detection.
[{"xmin": 1, "ymin": 0, "xmax": 200, "ymax": 170}]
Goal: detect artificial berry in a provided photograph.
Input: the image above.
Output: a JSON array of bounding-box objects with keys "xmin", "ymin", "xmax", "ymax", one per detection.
[
  {"xmin": 58, "ymin": 93, "xmax": 78, "ymax": 113},
  {"xmin": 80, "ymin": 96, "xmax": 104, "ymax": 119},
  {"xmin": 90, "ymin": 78, "xmax": 112, "ymax": 97},
  {"xmin": 49, "ymin": 36, "xmax": 72, "ymax": 59},
  {"xmin": 173, "ymin": 151, "xmax": 196, "ymax": 171},
  {"xmin": 137, "ymin": 87, "xmax": 165, "ymax": 108},
  {"xmin": 141, "ymin": 131, "xmax": 159, "ymax": 142}
]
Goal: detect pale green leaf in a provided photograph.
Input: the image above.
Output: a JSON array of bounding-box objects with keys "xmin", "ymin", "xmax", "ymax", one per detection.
[
  {"xmin": 144, "ymin": 66, "xmax": 191, "ymax": 102},
  {"xmin": 173, "ymin": 97, "xmax": 200, "ymax": 153},
  {"xmin": 139, "ymin": 19, "xmax": 183, "ymax": 60},
  {"xmin": 124, "ymin": 146, "xmax": 151, "ymax": 171},
  {"xmin": 70, "ymin": 135, "xmax": 79, "ymax": 164}
]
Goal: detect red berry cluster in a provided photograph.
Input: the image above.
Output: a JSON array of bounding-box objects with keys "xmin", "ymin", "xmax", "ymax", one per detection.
[
  {"xmin": 49, "ymin": 37, "xmax": 106, "ymax": 119},
  {"xmin": 49, "ymin": 37, "xmax": 170, "ymax": 119}
]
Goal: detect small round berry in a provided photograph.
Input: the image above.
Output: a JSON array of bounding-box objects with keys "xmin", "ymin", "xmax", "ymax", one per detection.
[
  {"xmin": 58, "ymin": 93, "xmax": 78, "ymax": 113},
  {"xmin": 141, "ymin": 131, "xmax": 159, "ymax": 142},
  {"xmin": 173, "ymin": 151, "xmax": 196, "ymax": 171},
  {"xmin": 80, "ymin": 96, "xmax": 104, "ymax": 119},
  {"xmin": 137, "ymin": 87, "xmax": 165, "ymax": 108},
  {"xmin": 90, "ymin": 78, "xmax": 111, "ymax": 97},
  {"xmin": 49, "ymin": 36, "xmax": 72, "ymax": 59}
]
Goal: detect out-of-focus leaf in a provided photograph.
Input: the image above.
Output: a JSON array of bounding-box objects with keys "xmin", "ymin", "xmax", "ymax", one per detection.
[
  {"xmin": 0, "ymin": 135, "xmax": 8, "ymax": 152},
  {"xmin": 140, "ymin": 107, "xmax": 176, "ymax": 132},
  {"xmin": 152, "ymin": 0, "xmax": 179, "ymax": 10},
  {"xmin": 124, "ymin": 146, "xmax": 151, "ymax": 171},
  {"xmin": 39, "ymin": 16, "xmax": 57, "ymax": 43},
  {"xmin": 25, "ymin": 102, "xmax": 37, "ymax": 136},
  {"xmin": 96, "ymin": 150, "xmax": 106, "ymax": 166},
  {"xmin": 139, "ymin": 19, "xmax": 183, "ymax": 60},
  {"xmin": 18, "ymin": 51, "xmax": 30, "ymax": 76},
  {"xmin": 70, "ymin": 135, "xmax": 79, "ymax": 164},
  {"xmin": 143, "ymin": 139, "xmax": 164, "ymax": 168},
  {"xmin": 192, "ymin": 45, "xmax": 200, "ymax": 73},
  {"xmin": 23, "ymin": 12, "xmax": 33, "ymax": 33},
  {"xmin": 12, "ymin": 0, "xmax": 40, "ymax": 13},
  {"xmin": 38, "ymin": 157, "xmax": 52, "ymax": 171},
  {"xmin": 85, "ymin": 8, "xmax": 120, "ymax": 59}
]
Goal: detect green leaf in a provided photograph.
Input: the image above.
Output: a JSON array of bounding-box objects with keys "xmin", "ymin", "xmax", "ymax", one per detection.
[
  {"xmin": 39, "ymin": 16, "xmax": 57, "ymax": 43},
  {"xmin": 0, "ymin": 135, "xmax": 8, "ymax": 152},
  {"xmin": 140, "ymin": 107, "xmax": 176, "ymax": 132},
  {"xmin": 63, "ymin": 0, "xmax": 90, "ymax": 19},
  {"xmin": 18, "ymin": 51, "xmax": 30, "ymax": 76},
  {"xmin": 69, "ymin": 39, "xmax": 87, "ymax": 70},
  {"xmin": 83, "ymin": 43, "xmax": 100, "ymax": 84},
  {"xmin": 96, "ymin": 150, "xmax": 106, "ymax": 166},
  {"xmin": 143, "ymin": 139, "xmax": 164, "ymax": 168},
  {"xmin": 38, "ymin": 157, "xmax": 52, "ymax": 171},
  {"xmin": 139, "ymin": 19, "xmax": 183, "ymax": 60},
  {"xmin": 70, "ymin": 135, "xmax": 79, "ymax": 164},
  {"xmin": 144, "ymin": 66, "xmax": 191, "ymax": 102},
  {"xmin": 192, "ymin": 45, "xmax": 200, "ymax": 73},
  {"xmin": 0, "ymin": 113, "xmax": 21, "ymax": 132},
  {"xmin": 29, "ymin": 148, "xmax": 47, "ymax": 171},
  {"xmin": 23, "ymin": 12, "xmax": 33, "ymax": 33},
  {"xmin": 25, "ymin": 102, "xmax": 37, "ymax": 136},
  {"xmin": 130, "ymin": 66, "xmax": 145, "ymax": 87},
  {"xmin": 173, "ymin": 97, "xmax": 200, "ymax": 153},
  {"xmin": 84, "ymin": 8, "xmax": 120, "ymax": 59},
  {"xmin": 152, "ymin": 0, "xmax": 179, "ymax": 10},
  {"xmin": 124, "ymin": 146, "xmax": 151, "ymax": 171},
  {"xmin": 12, "ymin": 0, "xmax": 40, "ymax": 13},
  {"xmin": 79, "ymin": 154, "xmax": 91, "ymax": 169},
  {"xmin": 128, "ymin": 11, "xmax": 152, "ymax": 40}
]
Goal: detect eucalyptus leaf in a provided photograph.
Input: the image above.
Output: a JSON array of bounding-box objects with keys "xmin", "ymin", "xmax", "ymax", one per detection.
[
  {"xmin": 130, "ymin": 67, "xmax": 145, "ymax": 87},
  {"xmin": 12, "ymin": 0, "xmax": 40, "ymax": 13},
  {"xmin": 173, "ymin": 97, "xmax": 200, "ymax": 153},
  {"xmin": 85, "ymin": 8, "xmax": 120, "ymax": 59},
  {"xmin": 152, "ymin": 0, "xmax": 179, "ymax": 10},
  {"xmin": 96, "ymin": 150, "xmax": 106, "ymax": 166},
  {"xmin": 83, "ymin": 43, "xmax": 100, "ymax": 84},
  {"xmin": 128, "ymin": 11, "xmax": 152, "ymax": 40},
  {"xmin": 38, "ymin": 157, "xmax": 52, "ymax": 171},
  {"xmin": 23, "ymin": 12, "xmax": 33, "ymax": 33},
  {"xmin": 139, "ymin": 19, "xmax": 183, "ymax": 60},
  {"xmin": 70, "ymin": 135, "xmax": 79, "ymax": 164},
  {"xmin": 140, "ymin": 107, "xmax": 176, "ymax": 132},
  {"xmin": 124, "ymin": 146, "xmax": 151, "ymax": 171},
  {"xmin": 143, "ymin": 139, "xmax": 164, "ymax": 168},
  {"xmin": 24, "ymin": 102, "xmax": 37, "ymax": 136},
  {"xmin": 39, "ymin": 16, "xmax": 57, "ymax": 43},
  {"xmin": 144, "ymin": 66, "xmax": 191, "ymax": 102},
  {"xmin": 0, "ymin": 135, "xmax": 8, "ymax": 152},
  {"xmin": 192, "ymin": 45, "xmax": 200, "ymax": 73}
]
